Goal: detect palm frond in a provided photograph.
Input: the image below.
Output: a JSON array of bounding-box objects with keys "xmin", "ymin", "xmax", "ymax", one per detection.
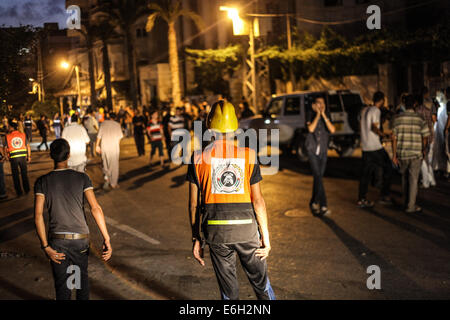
[
  {"xmin": 146, "ymin": 12, "xmax": 160, "ymax": 32},
  {"xmin": 178, "ymin": 9, "xmax": 205, "ymax": 31}
]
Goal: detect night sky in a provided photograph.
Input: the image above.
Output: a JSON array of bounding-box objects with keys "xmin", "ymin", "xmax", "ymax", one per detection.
[{"xmin": 0, "ymin": 0, "xmax": 67, "ymax": 28}]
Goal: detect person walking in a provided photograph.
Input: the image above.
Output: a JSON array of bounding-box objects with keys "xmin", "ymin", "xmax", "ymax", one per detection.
[
  {"xmin": 305, "ymin": 96, "xmax": 336, "ymax": 216},
  {"xmin": 23, "ymin": 114, "xmax": 34, "ymax": 143},
  {"xmin": 83, "ymin": 108, "xmax": 99, "ymax": 158},
  {"xmin": 358, "ymin": 91, "xmax": 393, "ymax": 208},
  {"xmin": 5, "ymin": 122, "xmax": 31, "ymax": 197},
  {"xmin": 34, "ymin": 138, "xmax": 112, "ymax": 300},
  {"xmin": 37, "ymin": 115, "xmax": 49, "ymax": 151},
  {"xmin": 392, "ymin": 95, "xmax": 430, "ymax": 213},
  {"xmin": 61, "ymin": 114, "xmax": 90, "ymax": 172},
  {"xmin": 0, "ymin": 137, "xmax": 8, "ymax": 200},
  {"xmin": 147, "ymin": 110, "xmax": 165, "ymax": 169},
  {"xmin": 52, "ymin": 113, "xmax": 63, "ymax": 139},
  {"xmin": 132, "ymin": 108, "xmax": 146, "ymax": 157},
  {"xmin": 416, "ymin": 87, "xmax": 438, "ymax": 188},
  {"xmin": 168, "ymin": 107, "xmax": 186, "ymax": 160},
  {"xmin": 96, "ymin": 113, "xmax": 123, "ymax": 190},
  {"xmin": 186, "ymin": 100, "xmax": 275, "ymax": 300}
]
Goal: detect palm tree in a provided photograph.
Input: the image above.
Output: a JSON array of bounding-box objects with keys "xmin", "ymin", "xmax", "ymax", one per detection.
[
  {"xmin": 90, "ymin": 17, "xmax": 118, "ymax": 111},
  {"xmin": 77, "ymin": 12, "xmax": 98, "ymax": 107},
  {"xmin": 100, "ymin": 0, "xmax": 150, "ymax": 109},
  {"xmin": 146, "ymin": 0, "xmax": 204, "ymax": 107}
]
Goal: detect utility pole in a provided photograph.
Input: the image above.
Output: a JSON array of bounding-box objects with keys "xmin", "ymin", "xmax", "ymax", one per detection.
[
  {"xmin": 37, "ymin": 37, "xmax": 45, "ymax": 101},
  {"xmin": 286, "ymin": 14, "xmax": 295, "ymax": 92}
]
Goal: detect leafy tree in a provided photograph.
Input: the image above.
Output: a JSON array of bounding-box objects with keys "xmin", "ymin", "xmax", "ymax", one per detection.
[
  {"xmin": 146, "ymin": 0, "xmax": 204, "ymax": 107},
  {"xmin": 31, "ymin": 99, "xmax": 59, "ymax": 119},
  {"xmin": 186, "ymin": 45, "xmax": 242, "ymax": 95},
  {"xmin": 0, "ymin": 26, "xmax": 36, "ymax": 115}
]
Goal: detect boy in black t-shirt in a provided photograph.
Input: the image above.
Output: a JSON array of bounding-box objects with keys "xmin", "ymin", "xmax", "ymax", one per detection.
[{"xmin": 34, "ymin": 139, "xmax": 112, "ymax": 300}]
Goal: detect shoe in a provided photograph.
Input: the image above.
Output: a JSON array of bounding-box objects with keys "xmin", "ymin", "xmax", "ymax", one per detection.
[
  {"xmin": 405, "ymin": 206, "xmax": 422, "ymax": 213},
  {"xmin": 310, "ymin": 203, "xmax": 320, "ymax": 215},
  {"xmin": 0, "ymin": 194, "xmax": 8, "ymax": 201},
  {"xmin": 319, "ymin": 207, "xmax": 332, "ymax": 217},
  {"xmin": 102, "ymin": 182, "xmax": 111, "ymax": 190},
  {"xmin": 357, "ymin": 199, "xmax": 375, "ymax": 208},
  {"xmin": 378, "ymin": 197, "xmax": 394, "ymax": 205},
  {"xmin": 420, "ymin": 184, "xmax": 430, "ymax": 189},
  {"xmin": 110, "ymin": 184, "xmax": 120, "ymax": 189}
]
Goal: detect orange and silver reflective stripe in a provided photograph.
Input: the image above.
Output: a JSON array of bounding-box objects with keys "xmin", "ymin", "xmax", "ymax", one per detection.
[{"xmin": 207, "ymin": 219, "xmax": 253, "ymax": 225}]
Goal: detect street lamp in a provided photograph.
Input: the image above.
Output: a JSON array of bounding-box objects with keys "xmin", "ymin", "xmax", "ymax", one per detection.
[
  {"xmin": 60, "ymin": 60, "xmax": 81, "ymax": 109},
  {"xmin": 220, "ymin": 6, "xmax": 258, "ymax": 111}
]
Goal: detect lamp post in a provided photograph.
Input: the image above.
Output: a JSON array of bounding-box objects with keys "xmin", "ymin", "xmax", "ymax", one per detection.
[
  {"xmin": 61, "ymin": 61, "xmax": 82, "ymax": 109},
  {"xmin": 220, "ymin": 6, "xmax": 257, "ymax": 111}
]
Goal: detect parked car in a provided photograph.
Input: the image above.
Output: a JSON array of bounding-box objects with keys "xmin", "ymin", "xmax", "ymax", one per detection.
[{"xmin": 239, "ymin": 90, "xmax": 365, "ymax": 161}]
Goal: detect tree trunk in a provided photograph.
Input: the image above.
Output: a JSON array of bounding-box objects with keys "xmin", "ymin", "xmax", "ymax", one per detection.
[
  {"xmin": 87, "ymin": 36, "xmax": 97, "ymax": 107},
  {"xmin": 102, "ymin": 39, "xmax": 113, "ymax": 111},
  {"xmin": 168, "ymin": 22, "xmax": 182, "ymax": 107},
  {"xmin": 125, "ymin": 29, "xmax": 138, "ymax": 109}
]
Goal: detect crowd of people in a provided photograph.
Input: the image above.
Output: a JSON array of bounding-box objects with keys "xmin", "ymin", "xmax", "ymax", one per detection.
[
  {"xmin": 0, "ymin": 96, "xmax": 256, "ymax": 200},
  {"xmin": 303, "ymin": 86, "xmax": 450, "ymax": 216}
]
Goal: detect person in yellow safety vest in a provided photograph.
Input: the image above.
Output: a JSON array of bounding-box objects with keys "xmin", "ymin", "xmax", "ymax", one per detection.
[
  {"xmin": 186, "ymin": 100, "xmax": 276, "ymax": 300},
  {"xmin": 5, "ymin": 122, "xmax": 31, "ymax": 197}
]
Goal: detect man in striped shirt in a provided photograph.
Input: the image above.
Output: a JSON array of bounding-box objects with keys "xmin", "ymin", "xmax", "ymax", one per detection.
[
  {"xmin": 392, "ymin": 95, "xmax": 430, "ymax": 213},
  {"xmin": 168, "ymin": 107, "xmax": 186, "ymax": 160},
  {"xmin": 147, "ymin": 110, "xmax": 165, "ymax": 168}
]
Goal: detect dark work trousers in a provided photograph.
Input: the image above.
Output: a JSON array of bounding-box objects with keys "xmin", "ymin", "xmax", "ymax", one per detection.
[
  {"xmin": 0, "ymin": 161, "xmax": 6, "ymax": 196},
  {"xmin": 10, "ymin": 157, "xmax": 29, "ymax": 196},
  {"xmin": 49, "ymin": 238, "xmax": 90, "ymax": 300},
  {"xmin": 38, "ymin": 132, "xmax": 48, "ymax": 151},
  {"xmin": 134, "ymin": 133, "xmax": 145, "ymax": 156},
  {"xmin": 25, "ymin": 127, "xmax": 32, "ymax": 143},
  {"xmin": 209, "ymin": 240, "xmax": 276, "ymax": 300},
  {"xmin": 358, "ymin": 148, "xmax": 393, "ymax": 200},
  {"xmin": 88, "ymin": 133, "xmax": 97, "ymax": 157},
  {"xmin": 307, "ymin": 150, "xmax": 328, "ymax": 207}
]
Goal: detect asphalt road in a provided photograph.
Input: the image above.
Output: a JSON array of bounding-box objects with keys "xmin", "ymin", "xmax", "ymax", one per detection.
[{"xmin": 0, "ymin": 136, "xmax": 449, "ymax": 300}]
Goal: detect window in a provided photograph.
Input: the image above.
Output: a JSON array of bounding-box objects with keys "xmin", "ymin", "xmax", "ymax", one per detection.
[
  {"xmin": 327, "ymin": 94, "xmax": 343, "ymax": 113},
  {"xmin": 324, "ymin": 0, "xmax": 343, "ymax": 6},
  {"xmin": 266, "ymin": 98, "xmax": 283, "ymax": 117},
  {"xmin": 284, "ymin": 97, "xmax": 301, "ymax": 115}
]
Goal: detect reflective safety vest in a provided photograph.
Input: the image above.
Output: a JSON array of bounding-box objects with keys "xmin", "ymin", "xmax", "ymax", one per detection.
[
  {"xmin": 192, "ymin": 138, "xmax": 259, "ymax": 244},
  {"xmin": 6, "ymin": 131, "xmax": 27, "ymax": 159},
  {"xmin": 24, "ymin": 119, "xmax": 32, "ymax": 128}
]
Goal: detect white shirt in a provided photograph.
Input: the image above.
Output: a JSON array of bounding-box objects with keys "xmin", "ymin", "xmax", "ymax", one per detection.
[
  {"xmin": 360, "ymin": 106, "xmax": 383, "ymax": 152},
  {"xmin": 61, "ymin": 123, "xmax": 90, "ymax": 166},
  {"xmin": 97, "ymin": 120, "xmax": 123, "ymax": 153}
]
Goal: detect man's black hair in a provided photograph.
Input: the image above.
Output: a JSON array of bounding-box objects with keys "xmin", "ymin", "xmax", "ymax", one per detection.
[
  {"xmin": 446, "ymin": 87, "xmax": 450, "ymax": 96},
  {"xmin": 50, "ymin": 139, "xmax": 70, "ymax": 163},
  {"xmin": 109, "ymin": 112, "xmax": 116, "ymax": 120},
  {"xmin": 71, "ymin": 113, "xmax": 78, "ymax": 123},
  {"xmin": 404, "ymin": 94, "xmax": 415, "ymax": 110},
  {"xmin": 373, "ymin": 91, "xmax": 385, "ymax": 104},
  {"xmin": 9, "ymin": 121, "xmax": 18, "ymax": 130}
]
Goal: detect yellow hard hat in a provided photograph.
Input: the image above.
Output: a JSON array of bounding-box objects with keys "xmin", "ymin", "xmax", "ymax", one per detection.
[{"xmin": 207, "ymin": 100, "xmax": 238, "ymax": 133}]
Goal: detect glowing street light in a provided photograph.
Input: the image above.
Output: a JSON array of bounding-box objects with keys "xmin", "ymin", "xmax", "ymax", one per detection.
[
  {"xmin": 60, "ymin": 61, "xmax": 70, "ymax": 69},
  {"xmin": 220, "ymin": 6, "xmax": 246, "ymax": 36},
  {"xmin": 60, "ymin": 60, "xmax": 81, "ymax": 107}
]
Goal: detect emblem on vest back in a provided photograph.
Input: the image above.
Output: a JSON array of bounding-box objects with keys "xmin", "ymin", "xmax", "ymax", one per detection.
[
  {"xmin": 11, "ymin": 137, "xmax": 24, "ymax": 149},
  {"xmin": 211, "ymin": 158, "xmax": 245, "ymax": 194}
]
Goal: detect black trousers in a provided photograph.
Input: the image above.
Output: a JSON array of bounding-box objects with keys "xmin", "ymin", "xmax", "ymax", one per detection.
[
  {"xmin": 10, "ymin": 157, "xmax": 29, "ymax": 196},
  {"xmin": 38, "ymin": 133, "xmax": 48, "ymax": 150},
  {"xmin": 134, "ymin": 134, "xmax": 145, "ymax": 156},
  {"xmin": 25, "ymin": 128, "xmax": 32, "ymax": 142},
  {"xmin": 359, "ymin": 148, "xmax": 393, "ymax": 200},
  {"xmin": 307, "ymin": 150, "xmax": 328, "ymax": 207},
  {"xmin": 209, "ymin": 240, "xmax": 276, "ymax": 300},
  {"xmin": 49, "ymin": 238, "xmax": 90, "ymax": 300}
]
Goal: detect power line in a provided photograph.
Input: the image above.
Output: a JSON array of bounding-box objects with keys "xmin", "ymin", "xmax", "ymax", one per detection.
[{"xmin": 247, "ymin": 0, "xmax": 440, "ymax": 25}]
